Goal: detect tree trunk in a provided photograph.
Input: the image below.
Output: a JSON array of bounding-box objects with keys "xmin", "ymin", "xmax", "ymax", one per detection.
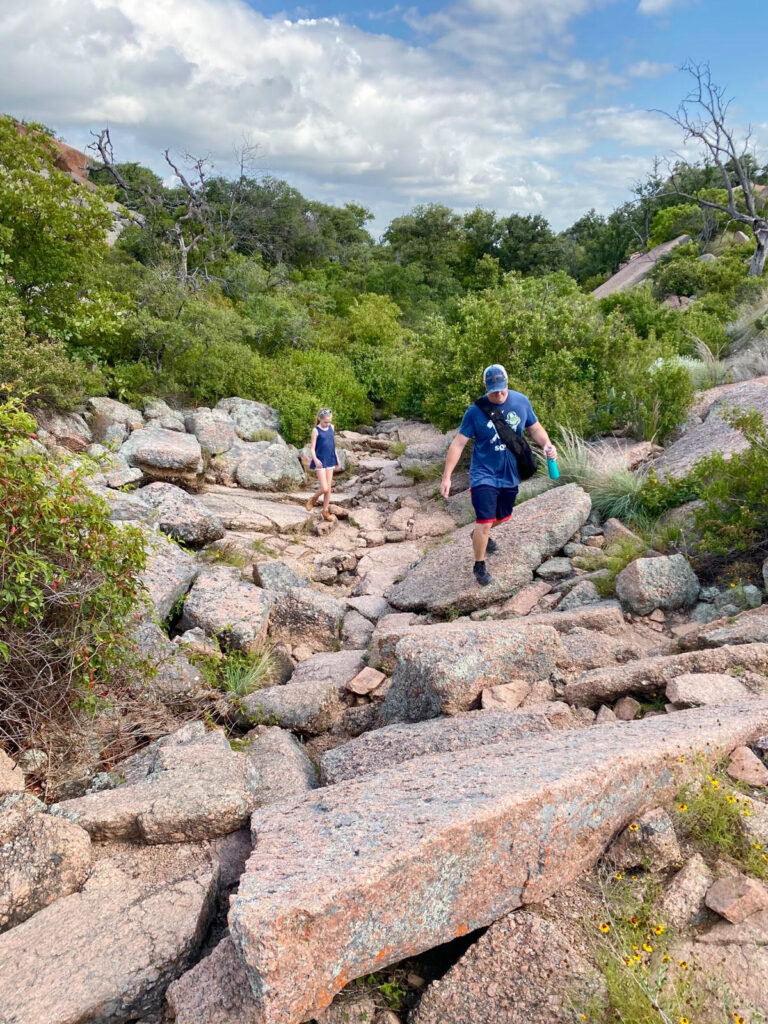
[{"xmin": 748, "ymin": 223, "xmax": 768, "ymax": 277}]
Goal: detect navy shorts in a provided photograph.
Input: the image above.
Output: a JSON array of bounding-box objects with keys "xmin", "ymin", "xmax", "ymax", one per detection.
[{"xmin": 470, "ymin": 485, "xmax": 518, "ymax": 524}]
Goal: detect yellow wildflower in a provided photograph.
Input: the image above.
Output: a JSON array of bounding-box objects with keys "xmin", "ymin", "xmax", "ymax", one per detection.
[
  {"xmin": 678, "ymin": 803, "xmax": 688, "ymax": 812},
  {"xmin": 653, "ymin": 925, "xmax": 665, "ymax": 935},
  {"xmin": 628, "ymin": 823, "xmax": 640, "ymax": 832},
  {"xmin": 598, "ymin": 922, "xmax": 611, "ymax": 933}
]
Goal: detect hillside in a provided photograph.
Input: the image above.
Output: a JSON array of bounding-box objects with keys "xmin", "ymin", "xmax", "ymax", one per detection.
[{"xmin": 3, "ymin": 110, "xmax": 768, "ymax": 1024}]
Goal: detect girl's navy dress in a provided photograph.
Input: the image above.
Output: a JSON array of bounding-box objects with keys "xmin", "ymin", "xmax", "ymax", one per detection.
[{"xmin": 310, "ymin": 425, "xmax": 337, "ymax": 469}]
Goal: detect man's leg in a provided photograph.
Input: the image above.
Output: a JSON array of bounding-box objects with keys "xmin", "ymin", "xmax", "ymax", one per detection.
[
  {"xmin": 469, "ymin": 486, "xmax": 497, "ymax": 586},
  {"xmin": 472, "ymin": 521, "xmax": 492, "ymax": 561}
]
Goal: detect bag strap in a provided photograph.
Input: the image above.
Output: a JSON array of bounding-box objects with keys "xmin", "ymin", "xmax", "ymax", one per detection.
[{"xmin": 474, "ymin": 396, "xmax": 523, "ymax": 452}]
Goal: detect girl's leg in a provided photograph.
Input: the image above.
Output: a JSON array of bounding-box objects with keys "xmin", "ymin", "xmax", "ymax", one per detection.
[
  {"xmin": 321, "ymin": 468, "xmax": 334, "ymax": 514},
  {"xmin": 306, "ymin": 469, "xmax": 325, "ymax": 509}
]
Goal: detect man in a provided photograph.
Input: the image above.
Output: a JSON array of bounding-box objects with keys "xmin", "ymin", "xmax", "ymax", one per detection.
[{"xmin": 440, "ymin": 364, "xmax": 557, "ymax": 587}]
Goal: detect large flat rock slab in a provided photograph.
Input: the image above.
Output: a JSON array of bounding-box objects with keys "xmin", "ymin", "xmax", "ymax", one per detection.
[
  {"xmin": 564, "ymin": 642, "xmax": 768, "ymax": 706},
  {"xmin": 696, "ymin": 605, "xmax": 768, "ymax": 647},
  {"xmin": 320, "ymin": 704, "xmax": 582, "ymax": 784},
  {"xmin": 387, "ymin": 484, "xmax": 591, "ymax": 614},
  {"xmin": 197, "ymin": 487, "xmax": 310, "ymax": 533},
  {"xmin": 0, "ymin": 844, "xmax": 218, "ymax": 1024},
  {"xmin": 229, "ymin": 701, "xmax": 768, "ymax": 1024},
  {"xmin": 654, "ymin": 379, "xmax": 768, "ymax": 480},
  {"xmin": 591, "ymin": 234, "xmax": 690, "ymax": 299}
]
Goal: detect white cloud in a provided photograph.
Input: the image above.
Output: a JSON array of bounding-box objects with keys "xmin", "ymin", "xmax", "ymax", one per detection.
[
  {"xmin": 627, "ymin": 60, "xmax": 675, "ymax": 78},
  {"xmin": 0, "ymin": 0, "xmax": 735, "ymax": 231},
  {"xmin": 636, "ymin": 0, "xmax": 686, "ymax": 14}
]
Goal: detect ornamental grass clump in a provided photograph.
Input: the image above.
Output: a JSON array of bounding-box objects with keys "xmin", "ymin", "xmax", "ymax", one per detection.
[{"xmin": 0, "ymin": 398, "xmax": 147, "ymax": 749}]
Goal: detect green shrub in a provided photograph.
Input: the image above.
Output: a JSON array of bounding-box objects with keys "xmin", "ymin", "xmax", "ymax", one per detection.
[
  {"xmin": 0, "ymin": 289, "xmax": 104, "ymax": 409},
  {"xmin": 676, "ymin": 765, "xmax": 767, "ymax": 880},
  {"xmin": 620, "ymin": 360, "xmax": 695, "ymax": 443},
  {"xmin": 416, "ymin": 273, "xmax": 666, "ymax": 438},
  {"xmin": 687, "ymin": 408, "xmax": 768, "ymax": 562},
  {"xmin": 0, "ymin": 399, "xmax": 147, "ymax": 747},
  {"xmin": 258, "ymin": 348, "xmax": 373, "ymax": 445}
]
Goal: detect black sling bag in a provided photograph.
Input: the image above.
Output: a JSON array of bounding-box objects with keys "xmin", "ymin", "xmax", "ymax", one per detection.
[{"xmin": 474, "ymin": 395, "xmax": 538, "ymax": 481}]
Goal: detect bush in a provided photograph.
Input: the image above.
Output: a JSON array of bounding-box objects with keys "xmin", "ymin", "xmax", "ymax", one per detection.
[
  {"xmin": 621, "ymin": 360, "xmax": 695, "ymax": 443},
  {"xmin": 0, "ymin": 399, "xmax": 147, "ymax": 748},
  {"xmin": 258, "ymin": 348, "xmax": 373, "ymax": 445},
  {"xmin": 688, "ymin": 408, "xmax": 768, "ymax": 562},
  {"xmin": 415, "ymin": 273, "xmax": 670, "ymax": 438},
  {"xmin": 0, "ymin": 289, "xmax": 104, "ymax": 409}
]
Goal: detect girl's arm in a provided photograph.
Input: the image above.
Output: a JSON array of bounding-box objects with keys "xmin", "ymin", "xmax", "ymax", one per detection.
[{"xmin": 309, "ymin": 427, "xmax": 318, "ymax": 462}]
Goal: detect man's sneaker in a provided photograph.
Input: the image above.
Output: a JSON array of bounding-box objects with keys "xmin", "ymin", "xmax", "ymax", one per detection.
[
  {"xmin": 470, "ymin": 530, "xmax": 499, "ymax": 555},
  {"xmin": 473, "ymin": 561, "xmax": 493, "ymax": 587}
]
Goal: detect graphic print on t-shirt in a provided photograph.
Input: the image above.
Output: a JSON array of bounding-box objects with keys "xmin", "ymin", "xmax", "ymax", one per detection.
[{"xmin": 487, "ymin": 409, "xmax": 523, "ymax": 452}]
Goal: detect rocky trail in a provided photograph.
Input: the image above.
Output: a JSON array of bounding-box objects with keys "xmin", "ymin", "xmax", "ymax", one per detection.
[{"xmin": 4, "ymin": 393, "xmax": 768, "ymax": 1023}]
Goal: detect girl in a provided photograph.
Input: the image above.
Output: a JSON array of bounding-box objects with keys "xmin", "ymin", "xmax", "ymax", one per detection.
[{"xmin": 306, "ymin": 408, "xmax": 340, "ymax": 520}]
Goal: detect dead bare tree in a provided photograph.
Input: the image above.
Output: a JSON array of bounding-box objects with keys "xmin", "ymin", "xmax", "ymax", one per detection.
[
  {"xmin": 89, "ymin": 129, "xmax": 216, "ymax": 286},
  {"xmin": 658, "ymin": 61, "xmax": 768, "ymax": 276}
]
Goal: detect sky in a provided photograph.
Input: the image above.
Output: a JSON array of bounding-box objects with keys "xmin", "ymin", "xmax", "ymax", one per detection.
[{"xmin": 1, "ymin": 0, "xmax": 767, "ymax": 234}]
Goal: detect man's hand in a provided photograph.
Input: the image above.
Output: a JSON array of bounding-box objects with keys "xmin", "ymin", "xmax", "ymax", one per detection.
[
  {"xmin": 440, "ymin": 475, "xmax": 452, "ymax": 499},
  {"xmin": 543, "ymin": 443, "xmax": 557, "ymax": 460}
]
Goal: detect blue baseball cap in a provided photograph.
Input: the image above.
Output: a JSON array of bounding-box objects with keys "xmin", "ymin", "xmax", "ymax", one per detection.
[{"xmin": 483, "ymin": 364, "xmax": 508, "ymax": 394}]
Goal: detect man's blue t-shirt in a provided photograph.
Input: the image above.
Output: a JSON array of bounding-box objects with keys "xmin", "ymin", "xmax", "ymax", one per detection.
[{"xmin": 458, "ymin": 391, "xmax": 538, "ymax": 488}]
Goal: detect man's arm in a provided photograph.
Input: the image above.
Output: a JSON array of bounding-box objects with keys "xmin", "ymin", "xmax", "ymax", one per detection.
[
  {"xmin": 440, "ymin": 433, "xmax": 470, "ymax": 498},
  {"xmin": 526, "ymin": 422, "xmax": 557, "ymax": 460}
]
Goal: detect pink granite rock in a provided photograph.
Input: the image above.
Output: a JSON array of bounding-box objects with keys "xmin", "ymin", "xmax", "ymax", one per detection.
[
  {"xmin": 608, "ymin": 807, "xmax": 682, "ymax": 871},
  {"xmin": 229, "ymin": 700, "xmax": 768, "ymax": 1024},
  {"xmin": 666, "ymin": 672, "xmax": 751, "ymax": 707},
  {"xmin": 492, "ymin": 581, "xmax": 552, "ymax": 617},
  {"xmin": 660, "ymin": 853, "xmax": 713, "ymax": 927},
  {"xmin": 564, "ymin": 643, "xmax": 768, "ymax": 706},
  {"xmin": 388, "ymin": 484, "xmax": 591, "ymax": 615},
  {"xmin": 410, "ymin": 910, "xmax": 606, "ymax": 1024},
  {"xmin": 0, "ymin": 813, "xmax": 92, "ymax": 932},
  {"xmin": 727, "ymin": 745, "xmax": 768, "ymax": 787},
  {"xmin": 380, "ymin": 621, "xmax": 561, "ymax": 721},
  {"xmin": 320, "ymin": 704, "xmax": 581, "ymax": 785},
  {"xmin": 0, "ymin": 844, "xmax": 218, "ymax": 1024},
  {"xmin": 613, "ymin": 696, "xmax": 641, "ymax": 721},
  {"xmin": 0, "ymin": 750, "xmax": 24, "ymax": 795},
  {"xmin": 705, "ymin": 873, "xmax": 768, "ymax": 923},
  {"xmin": 166, "ymin": 935, "xmax": 257, "ymax": 1024},
  {"xmin": 480, "ymin": 680, "xmax": 530, "ymax": 710},
  {"xmin": 615, "ymin": 554, "xmax": 700, "ymax": 615},
  {"xmin": 181, "ymin": 566, "xmax": 272, "ymax": 652},
  {"xmin": 51, "ymin": 726, "xmax": 258, "ymax": 843}
]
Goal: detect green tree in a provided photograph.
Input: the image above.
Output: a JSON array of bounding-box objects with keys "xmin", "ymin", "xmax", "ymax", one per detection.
[
  {"xmin": 497, "ymin": 213, "xmax": 563, "ymax": 275},
  {"xmin": 0, "ymin": 116, "xmax": 115, "ymax": 339}
]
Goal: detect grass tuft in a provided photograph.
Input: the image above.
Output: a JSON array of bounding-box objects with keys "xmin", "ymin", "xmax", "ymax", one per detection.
[
  {"xmin": 554, "ymin": 428, "xmax": 648, "ymax": 521},
  {"xmin": 220, "ymin": 648, "xmax": 276, "ymax": 697}
]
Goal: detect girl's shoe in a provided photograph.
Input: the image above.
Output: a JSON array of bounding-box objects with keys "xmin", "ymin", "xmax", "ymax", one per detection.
[
  {"xmin": 305, "ymin": 496, "xmax": 318, "ymax": 511},
  {"xmin": 322, "ymin": 509, "xmax": 334, "ymax": 522}
]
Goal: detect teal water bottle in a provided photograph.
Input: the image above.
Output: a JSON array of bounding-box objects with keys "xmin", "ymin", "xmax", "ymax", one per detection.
[{"xmin": 547, "ymin": 457, "xmax": 560, "ymax": 480}]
